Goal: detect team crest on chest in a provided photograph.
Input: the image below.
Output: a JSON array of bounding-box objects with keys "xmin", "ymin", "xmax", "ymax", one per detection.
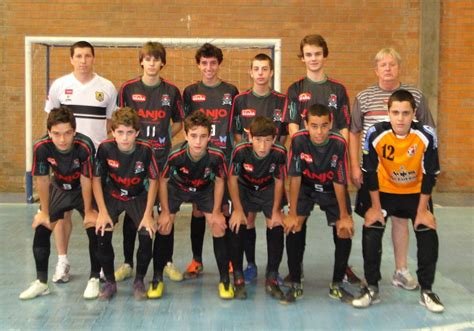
[
  {"xmin": 222, "ymin": 93, "xmax": 232, "ymax": 106},
  {"xmin": 204, "ymin": 167, "xmax": 211, "ymax": 178},
  {"xmin": 269, "ymin": 163, "xmax": 276, "ymax": 173},
  {"xmin": 47, "ymin": 157, "xmax": 57, "ymax": 166},
  {"xmin": 330, "ymin": 155, "xmax": 338, "ymax": 167},
  {"xmin": 328, "ymin": 94, "xmax": 337, "ymax": 109},
  {"xmin": 72, "ymin": 158, "xmax": 81, "ymax": 169},
  {"xmin": 95, "ymin": 91, "xmax": 105, "ymax": 102},
  {"xmin": 161, "ymin": 94, "xmax": 171, "ymax": 106},
  {"xmin": 135, "ymin": 161, "xmax": 144, "ymax": 174},
  {"xmin": 273, "ymin": 109, "xmax": 282, "ymax": 122},
  {"xmin": 180, "ymin": 167, "xmax": 189, "ymax": 175},
  {"xmin": 407, "ymin": 144, "xmax": 417, "ymax": 157}
]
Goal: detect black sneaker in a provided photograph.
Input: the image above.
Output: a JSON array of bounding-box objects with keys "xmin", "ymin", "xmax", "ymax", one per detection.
[
  {"xmin": 420, "ymin": 290, "xmax": 444, "ymax": 313},
  {"xmin": 279, "ymin": 283, "xmax": 303, "ymax": 304},
  {"xmin": 266, "ymin": 278, "xmax": 284, "ymax": 300},
  {"xmin": 329, "ymin": 282, "xmax": 354, "ymax": 303},
  {"xmin": 234, "ymin": 278, "xmax": 247, "ymax": 300}
]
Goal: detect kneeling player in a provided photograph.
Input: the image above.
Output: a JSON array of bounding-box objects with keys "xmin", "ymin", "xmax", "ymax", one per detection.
[
  {"xmin": 93, "ymin": 107, "xmax": 159, "ymax": 300},
  {"xmin": 20, "ymin": 106, "xmax": 100, "ymax": 300},
  {"xmin": 352, "ymin": 90, "xmax": 444, "ymax": 313},
  {"xmin": 228, "ymin": 116, "xmax": 287, "ymax": 300},
  {"xmin": 282, "ymin": 103, "xmax": 354, "ymax": 304},
  {"xmin": 156, "ymin": 111, "xmax": 233, "ymax": 299}
]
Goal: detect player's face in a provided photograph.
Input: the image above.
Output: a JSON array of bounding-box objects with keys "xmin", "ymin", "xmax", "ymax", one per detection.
[
  {"xmin": 112, "ymin": 125, "xmax": 139, "ymax": 152},
  {"xmin": 198, "ymin": 57, "xmax": 220, "ymax": 83},
  {"xmin": 301, "ymin": 44, "xmax": 326, "ymax": 74},
  {"xmin": 48, "ymin": 123, "xmax": 76, "ymax": 152},
  {"xmin": 250, "ymin": 60, "xmax": 273, "ymax": 87},
  {"xmin": 185, "ymin": 126, "xmax": 211, "ymax": 159},
  {"xmin": 305, "ymin": 114, "xmax": 332, "ymax": 144},
  {"xmin": 250, "ymin": 134, "xmax": 275, "ymax": 158},
  {"xmin": 388, "ymin": 101, "xmax": 415, "ymax": 137},
  {"xmin": 375, "ymin": 54, "xmax": 400, "ymax": 85},
  {"xmin": 141, "ymin": 54, "xmax": 163, "ymax": 77},
  {"xmin": 70, "ymin": 47, "xmax": 94, "ymax": 75}
]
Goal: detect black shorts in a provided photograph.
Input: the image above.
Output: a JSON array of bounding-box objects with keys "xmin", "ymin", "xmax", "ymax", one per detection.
[
  {"xmin": 48, "ymin": 185, "xmax": 85, "ymax": 222},
  {"xmin": 238, "ymin": 184, "xmax": 287, "ymax": 219},
  {"xmin": 296, "ymin": 186, "xmax": 351, "ymax": 226},
  {"xmin": 103, "ymin": 192, "xmax": 148, "ymax": 227},
  {"xmin": 355, "ymin": 185, "xmax": 433, "ymax": 226},
  {"xmin": 168, "ymin": 184, "xmax": 214, "ymax": 214}
]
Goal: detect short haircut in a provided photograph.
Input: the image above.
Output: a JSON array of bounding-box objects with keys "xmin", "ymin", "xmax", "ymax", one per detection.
[
  {"xmin": 70, "ymin": 41, "xmax": 95, "ymax": 57},
  {"xmin": 251, "ymin": 53, "xmax": 274, "ymax": 71},
  {"xmin": 305, "ymin": 103, "xmax": 331, "ymax": 122},
  {"xmin": 195, "ymin": 43, "xmax": 223, "ymax": 64},
  {"xmin": 299, "ymin": 34, "xmax": 329, "ymax": 58},
  {"xmin": 139, "ymin": 41, "xmax": 167, "ymax": 66},
  {"xmin": 388, "ymin": 89, "xmax": 416, "ymax": 111},
  {"xmin": 47, "ymin": 106, "xmax": 76, "ymax": 131},
  {"xmin": 184, "ymin": 111, "xmax": 212, "ymax": 134},
  {"xmin": 374, "ymin": 47, "xmax": 402, "ymax": 67},
  {"xmin": 111, "ymin": 107, "xmax": 140, "ymax": 131},
  {"xmin": 249, "ymin": 116, "xmax": 276, "ymax": 137}
]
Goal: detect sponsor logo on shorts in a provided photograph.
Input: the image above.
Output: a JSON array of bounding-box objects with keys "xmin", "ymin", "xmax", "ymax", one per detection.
[
  {"xmin": 222, "ymin": 93, "xmax": 233, "ymax": 106},
  {"xmin": 107, "ymin": 159, "xmax": 120, "ymax": 168},
  {"xmin": 135, "ymin": 161, "xmax": 144, "ymax": 174},
  {"xmin": 161, "ymin": 94, "xmax": 171, "ymax": 106},
  {"xmin": 65, "ymin": 89, "xmax": 73, "ymax": 95},
  {"xmin": 298, "ymin": 92, "xmax": 311, "ymax": 102},
  {"xmin": 192, "ymin": 94, "xmax": 206, "ymax": 102},
  {"xmin": 132, "ymin": 94, "xmax": 146, "ymax": 102},
  {"xmin": 243, "ymin": 163, "xmax": 254, "ymax": 172},
  {"xmin": 95, "ymin": 91, "xmax": 104, "ymax": 102},
  {"xmin": 47, "ymin": 157, "xmax": 57, "ymax": 166},
  {"xmin": 300, "ymin": 153, "xmax": 313, "ymax": 163},
  {"xmin": 241, "ymin": 109, "xmax": 256, "ymax": 118}
]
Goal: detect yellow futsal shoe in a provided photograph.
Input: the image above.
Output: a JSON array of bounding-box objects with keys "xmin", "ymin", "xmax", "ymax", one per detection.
[
  {"xmin": 218, "ymin": 281, "xmax": 234, "ymax": 300},
  {"xmin": 114, "ymin": 263, "xmax": 133, "ymax": 282},
  {"xmin": 147, "ymin": 280, "xmax": 164, "ymax": 299}
]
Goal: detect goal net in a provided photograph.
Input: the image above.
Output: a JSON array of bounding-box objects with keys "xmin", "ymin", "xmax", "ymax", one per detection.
[{"xmin": 24, "ymin": 37, "xmax": 282, "ymax": 202}]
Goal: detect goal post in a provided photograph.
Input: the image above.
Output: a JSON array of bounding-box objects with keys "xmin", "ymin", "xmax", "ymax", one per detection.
[{"xmin": 24, "ymin": 36, "xmax": 282, "ymax": 203}]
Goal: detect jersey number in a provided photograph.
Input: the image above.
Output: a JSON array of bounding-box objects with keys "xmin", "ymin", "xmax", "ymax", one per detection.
[
  {"xmin": 211, "ymin": 124, "xmax": 216, "ymax": 137},
  {"xmin": 382, "ymin": 144, "xmax": 395, "ymax": 161},
  {"xmin": 146, "ymin": 126, "xmax": 156, "ymax": 137}
]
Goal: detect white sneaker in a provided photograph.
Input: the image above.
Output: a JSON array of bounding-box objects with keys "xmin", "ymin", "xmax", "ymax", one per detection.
[
  {"xmin": 420, "ymin": 290, "xmax": 444, "ymax": 313},
  {"xmin": 83, "ymin": 278, "xmax": 100, "ymax": 299},
  {"xmin": 52, "ymin": 261, "xmax": 70, "ymax": 283},
  {"xmin": 164, "ymin": 262, "xmax": 183, "ymax": 282},
  {"xmin": 392, "ymin": 268, "xmax": 418, "ymax": 290},
  {"xmin": 19, "ymin": 280, "xmax": 50, "ymax": 300},
  {"xmin": 352, "ymin": 286, "xmax": 380, "ymax": 308}
]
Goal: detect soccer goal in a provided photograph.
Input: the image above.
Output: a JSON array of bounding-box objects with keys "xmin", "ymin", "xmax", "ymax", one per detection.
[{"xmin": 24, "ymin": 36, "xmax": 282, "ymax": 202}]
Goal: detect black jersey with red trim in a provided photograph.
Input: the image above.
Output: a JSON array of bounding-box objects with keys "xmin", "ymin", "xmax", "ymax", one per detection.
[
  {"xmin": 93, "ymin": 139, "xmax": 159, "ymax": 201},
  {"xmin": 183, "ymin": 81, "xmax": 239, "ymax": 152},
  {"xmin": 230, "ymin": 141, "xmax": 286, "ymax": 191},
  {"xmin": 118, "ymin": 77, "xmax": 184, "ymax": 150},
  {"xmin": 162, "ymin": 141, "xmax": 227, "ymax": 193},
  {"xmin": 288, "ymin": 130, "xmax": 349, "ymax": 192},
  {"xmin": 32, "ymin": 132, "xmax": 95, "ymax": 191},
  {"xmin": 283, "ymin": 76, "xmax": 350, "ymax": 131},
  {"xmin": 231, "ymin": 89, "xmax": 288, "ymax": 140}
]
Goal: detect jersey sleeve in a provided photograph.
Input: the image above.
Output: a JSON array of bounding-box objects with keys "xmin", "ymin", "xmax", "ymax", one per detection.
[
  {"xmin": 284, "ymin": 84, "xmax": 301, "ymax": 126},
  {"xmin": 229, "ymin": 146, "xmax": 243, "ymax": 176},
  {"xmin": 171, "ymin": 86, "xmax": 184, "ymax": 122},
  {"xmin": 93, "ymin": 143, "xmax": 108, "ymax": 177},
  {"xmin": 361, "ymin": 126, "xmax": 380, "ymax": 190},
  {"xmin": 334, "ymin": 138, "xmax": 349, "ymax": 185},
  {"xmin": 288, "ymin": 136, "xmax": 302, "ymax": 176},
  {"xmin": 274, "ymin": 148, "xmax": 287, "ymax": 179},
  {"xmin": 416, "ymin": 94, "xmax": 435, "ymax": 128},
  {"xmin": 105, "ymin": 83, "xmax": 118, "ymax": 119},
  {"xmin": 146, "ymin": 146, "xmax": 160, "ymax": 180},
  {"xmin": 216, "ymin": 152, "xmax": 228, "ymax": 179},
  {"xmin": 32, "ymin": 142, "xmax": 50, "ymax": 176},
  {"xmin": 79, "ymin": 140, "xmax": 95, "ymax": 178},
  {"xmin": 44, "ymin": 80, "xmax": 61, "ymax": 113},
  {"xmin": 183, "ymin": 86, "xmax": 192, "ymax": 117},
  {"xmin": 422, "ymin": 125, "xmax": 440, "ymax": 176},
  {"xmin": 333, "ymin": 86, "xmax": 350, "ymax": 130},
  {"xmin": 230, "ymin": 96, "xmax": 244, "ymax": 135},
  {"xmin": 350, "ymin": 95, "xmax": 364, "ymax": 133}
]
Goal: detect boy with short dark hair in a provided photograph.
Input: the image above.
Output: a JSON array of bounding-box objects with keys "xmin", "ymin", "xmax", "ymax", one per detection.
[
  {"xmin": 352, "ymin": 90, "xmax": 443, "ymax": 313},
  {"xmin": 228, "ymin": 116, "xmax": 287, "ymax": 300},
  {"xmin": 93, "ymin": 107, "xmax": 159, "ymax": 300},
  {"xmin": 20, "ymin": 106, "xmax": 100, "ymax": 300},
  {"xmin": 155, "ymin": 111, "xmax": 233, "ymax": 299}
]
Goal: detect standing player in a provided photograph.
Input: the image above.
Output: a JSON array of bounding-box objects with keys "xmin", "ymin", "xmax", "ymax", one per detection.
[
  {"xmin": 352, "ymin": 90, "xmax": 443, "ymax": 313},
  {"xmin": 44, "ymin": 41, "xmax": 117, "ymax": 283},
  {"xmin": 20, "ymin": 106, "xmax": 100, "ymax": 300},
  {"xmin": 154, "ymin": 111, "xmax": 233, "ymax": 299},
  {"xmin": 282, "ymin": 104, "xmax": 355, "ymax": 304},
  {"xmin": 228, "ymin": 116, "xmax": 287, "ymax": 300},
  {"xmin": 282, "ymin": 34, "xmax": 358, "ymax": 285},
  {"xmin": 230, "ymin": 53, "xmax": 288, "ymax": 283},
  {"xmin": 93, "ymin": 107, "xmax": 159, "ymax": 300},
  {"xmin": 349, "ymin": 48, "xmax": 435, "ymax": 291},
  {"xmin": 116, "ymin": 41, "xmax": 184, "ymax": 283},
  {"xmin": 182, "ymin": 43, "xmax": 239, "ymax": 279}
]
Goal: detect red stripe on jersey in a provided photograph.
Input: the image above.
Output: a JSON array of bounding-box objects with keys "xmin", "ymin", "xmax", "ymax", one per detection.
[
  {"xmin": 231, "ymin": 142, "xmax": 252, "ymax": 159},
  {"xmin": 329, "ymin": 134, "xmax": 349, "ymax": 182},
  {"xmin": 32, "ymin": 138, "xmax": 52, "ymax": 175},
  {"xmin": 229, "ymin": 89, "xmax": 252, "ymax": 132},
  {"xmin": 119, "ymin": 77, "xmax": 142, "ymax": 107},
  {"xmin": 327, "ymin": 77, "xmax": 351, "ymax": 125},
  {"xmin": 162, "ymin": 78, "xmax": 185, "ymax": 119},
  {"xmin": 209, "ymin": 149, "xmax": 228, "ymax": 176}
]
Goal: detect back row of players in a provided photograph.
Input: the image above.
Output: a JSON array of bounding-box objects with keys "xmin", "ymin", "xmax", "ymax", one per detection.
[{"xmin": 20, "ymin": 36, "xmax": 443, "ymax": 313}]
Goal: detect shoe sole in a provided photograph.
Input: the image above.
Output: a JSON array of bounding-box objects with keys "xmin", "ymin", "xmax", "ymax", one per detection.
[
  {"xmin": 52, "ymin": 277, "xmax": 70, "ymax": 283},
  {"xmin": 392, "ymin": 279, "xmax": 418, "ymax": 291},
  {"xmin": 20, "ymin": 288, "xmax": 50, "ymax": 300},
  {"xmin": 419, "ymin": 300, "xmax": 444, "ymax": 313}
]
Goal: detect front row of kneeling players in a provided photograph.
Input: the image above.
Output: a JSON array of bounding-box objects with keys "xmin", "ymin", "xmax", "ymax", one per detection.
[{"xmin": 20, "ymin": 89, "xmax": 444, "ymax": 313}]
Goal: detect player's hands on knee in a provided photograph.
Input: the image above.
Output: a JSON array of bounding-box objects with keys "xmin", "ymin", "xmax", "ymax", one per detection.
[
  {"xmin": 414, "ymin": 209, "xmax": 437, "ymax": 230},
  {"xmin": 32, "ymin": 210, "xmax": 51, "ymax": 230},
  {"xmin": 283, "ymin": 214, "xmax": 299, "ymax": 235},
  {"xmin": 209, "ymin": 211, "xmax": 226, "ymax": 235},
  {"xmin": 83, "ymin": 209, "xmax": 98, "ymax": 229},
  {"xmin": 157, "ymin": 211, "xmax": 173, "ymax": 235},
  {"xmin": 364, "ymin": 207, "xmax": 385, "ymax": 227},
  {"xmin": 268, "ymin": 209, "xmax": 284, "ymax": 229},
  {"xmin": 229, "ymin": 209, "xmax": 246, "ymax": 234},
  {"xmin": 350, "ymin": 166, "xmax": 363, "ymax": 189},
  {"xmin": 138, "ymin": 214, "xmax": 157, "ymax": 238},
  {"xmin": 336, "ymin": 215, "xmax": 354, "ymax": 239},
  {"xmin": 95, "ymin": 212, "xmax": 113, "ymax": 236}
]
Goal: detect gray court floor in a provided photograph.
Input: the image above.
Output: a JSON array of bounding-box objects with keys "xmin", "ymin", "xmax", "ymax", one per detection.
[{"xmin": 0, "ymin": 193, "xmax": 473, "ymax": 330}]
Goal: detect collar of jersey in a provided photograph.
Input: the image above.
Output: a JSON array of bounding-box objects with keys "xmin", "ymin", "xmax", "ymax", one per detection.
[
  {"xmin": 251, "ymin": 89, "xmax": 271, "ymax": 98},
  {"xmin": 306, "ymin": 74, "xmax": 328, "ymax": 85},
  {"xmin": 310, "ymin": 137, "xmax": 329, "ymax": 147},
  {"xmin": 141, "ymin": 77, "xmax": 161, "ymax": 88},
  {"xmin": 186, "ymin": 147, "xmax": 206, "ymax": 162},
  {"xmin": 201, "ymin": 80, "xmax": 222, "ymax": 89}
]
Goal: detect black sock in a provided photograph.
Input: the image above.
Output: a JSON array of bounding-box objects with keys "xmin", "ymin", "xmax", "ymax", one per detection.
[
  {"xmin": 300, "ymin": 218, "xmax": 308, "ymax": 261},
  {"xmin": 136, "ymin": 234, "xmax": 153, "ymax": 282},
  {"xmin": 153, "ymin": 232, "xmax": 173, "ymax": 281},
  {"xmin": 191, "ymin": 216, "xmax": 205, "ymax": 262},
  {"xmin": 266, "ymin": 226, "xmax": 284, "ymax": 276},
  {"xmin": 169, "ymin": 225, "xmax": 175, "ymax": 263},
  {"xmin": 123, "ymin": 213, "xmax": 136, "ymax": 267},
  {"xmin": 332, "ymin": 226, "xmax": 352, "ymax": 283},
  {"xmin": 213, "ymin": 236, "xmax": 229, "ymax": 283},
  {"xmin": 286, "ymin": 231, "xmax": 303, "ymax": 284},
  {"xmin": 97, "ymin": 232, "xmax": 115, "ymax": 283},
  {"xmin": 244, "ymin": 227, "xmax": 256, "ymax": 265},
  {"xmin": 33, "ymin": 225, "xmax": 52, "ymax": 283},
  {"xmin": 86, "ymin": 227, "xmax": 101, "ymax": 279},
  {"xmin": 226, "ymin": 225, "xmax": 245, "ymax": 278}
]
